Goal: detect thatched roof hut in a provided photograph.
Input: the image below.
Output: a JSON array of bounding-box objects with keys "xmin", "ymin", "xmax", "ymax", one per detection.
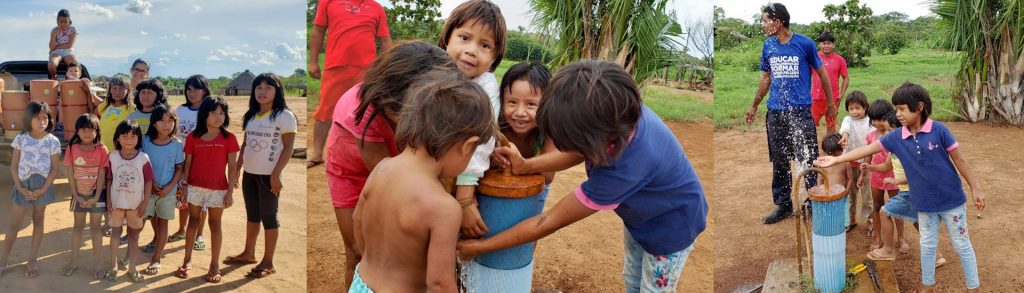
[{"xmin": 225, "ymin": 69, "xmax": 256, "ymax": 96}]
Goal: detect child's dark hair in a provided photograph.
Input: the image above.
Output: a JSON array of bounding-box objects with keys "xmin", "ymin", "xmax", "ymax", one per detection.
[
  {"xmin": 67, "ymin": 62, "xmax": 80, "ymax": 69},
  {"xmin": 58, "ymin": 9, "xmax": 71, "ymax": 24},
  {"xmin": 102, "ymin": 76, "xmax": 130, "ymax": 111},
  {"xmin": 498, "ymin": 62, "xmax": 551, "ymax": 152},
  {"xmin": 183, "ymin": 75, "xmax": 211, "ymax": 107},
  {"xmin": 355, "ymin": 41, "xmax": 456, "ymax": 143},
  {"xmin": 131, "ymin": 59, "xmax": 149, "ymax": 72},
  {"xmin": 817, "ymin": 31, "xmax": 835, "ymax": 43},
  {"xmin": 867, "ymin": 99, "xmax": 894, "ymax": 121},
  {"xmin": 438, "ymin": 0, "xmax": 506, "ymax": 72},
  {"xmin": 821, "ymin": 133, "xmax": 843, "ymax": 155},
  {"xmin": 243, "ymin": 73, "xmax": 289, "ymax": 130},
  {"xmin": 885, "ymin": 111, "xmax": 902, "ymax": 129},
  {"xmin": 762, "ymin": 3, "xmax": 790, "ymax": 28},
  {"xmin": 396, "ymin": 70, "xmax": 495, "ymax": 160},
  {"xmin": 134, "ymin": 79, "xmax": 168, "ymax": 111},
  {"xmin": 193, "ymin": 96, "xmax": 230, "ymax": 139},
  {"xmin": 146, "ymin": 105, "xmax": 177, "ymax": 140},
  {"xmin": 845, "ymin": 91, "xmax": 869, "ymax": 111},
  {"xmin": 22, "ymin": 101, "xmax": 55, "ymax": 134},
  {"xmin": 537, "ymin": 61, "xmax": 641, "ymax": 166},
  {"xmin": 113, "ymin": 120, "xmax": 143, "ymax": 150},
  {"xmin": 891, "ymin": 82, "xmax": 932, "ymax": 121},
  {"xmin": 69, "ymin": 114, "xmax": 101, "ymax": 146}
]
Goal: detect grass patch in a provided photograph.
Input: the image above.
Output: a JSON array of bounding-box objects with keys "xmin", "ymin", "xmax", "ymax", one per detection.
[{"xmin": 714, "ymin": 45, "xmax": 960, "ymax": 128}]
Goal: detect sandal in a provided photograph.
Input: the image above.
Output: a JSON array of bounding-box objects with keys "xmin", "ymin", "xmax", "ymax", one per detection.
[
  {"xmin": 175, "ymin": 265, "xmax": 191, "ymax": 279},
  {"xmin": 103, "ymin": 226, "xmax": 112, "ymax": 237},
  {"xmin": 24, "ymin": 262, "xmax": 39, "ymax": 278},
  {"xmin": 194, "ymin": 238, "xmax": 207, "ymax": 251},
  {"xmin": 245, "ymin": 267, "xmax": 276, "ymax": 279},
  {"xmin": 224, "ymin": 255, "xmax": 258, "ymax": 265},
  {"xmin": 142, "ymin": 243, "xmax": 157, "ymax": 253},
  {"xmin": 168, "ymin": 234, "xmax": 186, "ymax": 242},
  {"xmin": 62, "ymin": 264, "xmax": 78, "ymax": 277},
  {"xmin": 117, "ymin": 256, "xmax": 129, "ymax": 271},
  {"xmin": 128, "ymin": 270, "xmax": 144, "ymax": 282},
  {"xmin": 103, "ymin": 269, "xmax": 118, "ymax": 282},
  {"xmin": 866, "ymin": 248, "xmax": 897, "ymax": 261},
  {"xmin": 142, "ymin": 262, "xmax": 161, "ymax": 276},
  {"xmin": 205, "ymin": 270, "xmax": 222, "ymax": 283},
  {"xmin": 306, "ymin": 160, "xmax": 324, "ymax": 169}
]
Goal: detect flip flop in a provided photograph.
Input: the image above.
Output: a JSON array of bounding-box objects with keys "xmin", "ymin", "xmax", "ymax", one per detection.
[
  {"xmin": 128, "ymin": 270, "xmax": 145, "ymax": 282},
  {"xmin": 866, "ymin": 248, "xmax": 897, "ymax": 261},
  {"xmin": 194, "ymin": 239, "xmax": 207, "ymax": 251},
  {"xmin": 306, "ymin": 160, "xmax": 324, "ymax": 169},
  {"xmin": 245, "ymin": 267, "xmax": 276, "ymax": 279},
  {"xmin": 117, "ymin": 256, "xmax": 129, "ymax": 271},
  {"xmin": 174, "ymin": 265, "xmax": 191, "ymax": 279},
  {"xmin": 168, "ymin": 234, "xmax": 186, "ymax": 242},
  {"xmin": 142, "ymin": 243, "xmax": 157, "ymax": 253},
  {"xmin": 936, "ymin": 257, "xmax": 947, "ymax": 268},
  {"xmin": 142, "ymin": 262, "xmax": 161, "ymax": 276},
  {"xmin": 103, "ymin": 269, "xmax": 118, "ymax": 282},
  {"xmin": 224, "ymin": 255, "xmax": 258, "ymax": 265},
  {"xmin": 62, "ymin": 264, "xmax": 78, "ymax": 277},
  {"xmin": 205, "ymin": 270, "xmax": 222, "ymax": 283}
]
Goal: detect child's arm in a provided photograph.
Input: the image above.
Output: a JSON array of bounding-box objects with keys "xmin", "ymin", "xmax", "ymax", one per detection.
[
  {"xmin": 458, "ymin": 185, "xmax": 488, "ymax": 238},
  {"xmin": 66, "ymin": 164, "xmax": 85, "ymax": 207},
  {"xmin": 948, "ymin": 147, "xmax": 985, "ymax": 211},
  {"xmin": 225, "ymin": 152, "xmax": 239, "ymax": 207},
  {"xmin": 269, "ymin": 132, "xmax": 295, "ymax": 194},
  {"xmin": 815, "ymin": 140, "xmax": 883, "ymax": 167},
  {"xmin": 160, "ymin": 163, "xmax": 183, "ymax": 197},
  {"xmin": 9, "ymin": 149, "xmax": 31, "ymax": 197},
  {"xmin": 493, "ymin": 139, "xmax": 585, "ymax": 175},
  {"xmin": 49, "ymin": 29, "xmax": 57, "ymax": 51},
  {"xmin": 94, "ymin": 165, "xmax": 106, "ymax": 205},
  {"xmin": 425, "ymin": 199, "xmax": 461, "ymax": 292},
  {"xmin": 41, "ymin": 154, "xmax": 61, "ymax": 195},
  {"xmin": 138, "ymin": 180, "xmax": 152, "ymax": 218},
  {"xmin": 358, "ymin": 140, "xmax": 391, "ymax": 172},
  {"xmin": 863, "ymin": 156, "xmax": 894, "ymax": 173},
  {"xmin": 352, "ymin": 193, "xmax": 365, "ymax": 257},
  {"xmin": 237, "ymin": 134, "xmax": 247, "ymax": 172},
  {"xmin": 56, "ymin": 28, "xmax": 76, "ymax": 50},
  {"xmin": 844, "ymin": 163, "xmax": 855, "ymax": 193},
  {"xmin": 181, "ymin": 154, "xmax": 193, "ymax": 202}
]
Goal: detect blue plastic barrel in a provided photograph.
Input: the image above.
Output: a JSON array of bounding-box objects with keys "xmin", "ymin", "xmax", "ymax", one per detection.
[
  {"xmin": 812, "ymin": 197, "xmax": 847, "ymax": 236},
  {"xmin": 475, "ymin": 185, "xmax": 549, "ymax": 270},
  {"xmin": 812, "ymin": 233, "xmax": 846, "ymax": 292}
]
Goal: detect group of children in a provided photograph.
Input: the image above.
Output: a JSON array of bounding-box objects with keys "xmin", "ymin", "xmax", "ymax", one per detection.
[
  {"xmin": 2, "ymin": 22, "xmax": 298, "ymax": 284},
  {"xmin": 816, "ymin": 84, "xmax": 985, "ymax": 291},
  {"xmin": 324, "ymin": 0, "xmax": 706, "ymax": 292}
]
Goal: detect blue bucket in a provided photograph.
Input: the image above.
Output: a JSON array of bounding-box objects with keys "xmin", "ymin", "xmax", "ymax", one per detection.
[
  {"xmin": 811, "ymin": 197, "xmax": 847, "ymax": 236},
  {"xmin": 475, "ymin": 185, "xmax": 549, "ymax": 270},
  {"xmin": 812, "ymin": 233, "xmax": 846, "ymax": 292}
]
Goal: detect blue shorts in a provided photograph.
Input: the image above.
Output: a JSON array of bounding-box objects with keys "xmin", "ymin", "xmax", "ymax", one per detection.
[
  {"xmin": 349, "ymin": 265, "xmax": 374, "ymax": 293},
  {"xmin": 11, "ymin": 174, "xmax": 56, "ymax": 207},
  {"xmin": 882, "ymin": 191, "xmax": 917, "ymax": 222}
]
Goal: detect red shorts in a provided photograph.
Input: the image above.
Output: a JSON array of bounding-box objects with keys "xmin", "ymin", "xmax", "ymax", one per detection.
[
  {"xmin": 314, "ymin": 65, "xmax": 365, "ymax": 122},
  {"xmin": 811, "ymin": 98, "xmax": 839, "ymax": 128}
]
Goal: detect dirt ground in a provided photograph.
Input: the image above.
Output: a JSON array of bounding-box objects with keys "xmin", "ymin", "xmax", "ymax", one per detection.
[
  {"xmin": 714, "ymin": 122, "xmax": 1024, "ymax": 292},
  {"xmin": 306, "ymin": 120, "xmax": 715, "ymax": 292},
  {"xmin": 0, "ymin": 96, "xmax": 307, "ymax": 292}
]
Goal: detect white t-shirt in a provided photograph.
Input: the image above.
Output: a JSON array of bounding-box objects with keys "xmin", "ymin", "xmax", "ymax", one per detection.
[
  {"xmin": 457, "ymin": 73, "xmax": 500, "ymax": 186},
  {"xmin": 840, "ymin": 115, "xmax": 874, "ymax": 154},
  {"xmin": 107, "ymin": 151, "xmax": 154, "ymax": 209},
  {"xmin": 11, "ymin": 133, "xmax": 62, "ymax": 181},
  {"xmin": 175, "ymin": 105, "xmax": 200, "ymax": 141},
  {"xmin": 242, "ymin": 109, "xmax": 298, "ymax": 175}
]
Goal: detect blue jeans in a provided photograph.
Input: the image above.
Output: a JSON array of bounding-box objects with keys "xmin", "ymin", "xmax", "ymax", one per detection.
[
  {"xmin": 918, "ymin": 204, "xmax": 979, "ymax": 288},
  {"xmin": 623, "ymin": 230, "xmax": 694, "ymax": 293}
]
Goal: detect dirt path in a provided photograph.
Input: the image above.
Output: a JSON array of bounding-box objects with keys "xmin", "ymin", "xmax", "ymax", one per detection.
[
  {"xmin": 0, "ymin": 96, "xmax": 307, "ymax": 292},
  {"xmin": 306, "ymin": 120, "xmax": 714, "ymax": 292},
  {"xmin": 713, "ymin": 122, "xmax": 1024, "ymax": 292}
]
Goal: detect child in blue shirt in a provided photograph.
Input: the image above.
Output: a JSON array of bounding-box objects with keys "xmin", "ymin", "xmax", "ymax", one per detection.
[
  {"xmin": 457, "ymin": 61, "xmax": 708, "ymax": 291},
  {"xmin": 816, "ymin": 83, "xmax": 985, "ymax": 292}
]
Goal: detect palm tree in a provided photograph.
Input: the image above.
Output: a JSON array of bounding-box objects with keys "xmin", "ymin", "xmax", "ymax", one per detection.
[
  {"xmin": 932, "ymin": 0, "xmax": 1023, "ymax": 124},
  {"xmin": 529, "ymin": 0, "xmax": 684, "ymax": 85}
]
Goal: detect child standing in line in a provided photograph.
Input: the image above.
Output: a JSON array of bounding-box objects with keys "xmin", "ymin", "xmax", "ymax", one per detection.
[
  {"xmin": 351, "ymin": 70, "xmax": 496, "ymax": 292},
  {"xmin": 863, "ymin": 99, "xmax": 901, "ymax": 250},
  {"xmin": 62, "ymin": 114, "xmax": 109, "ymax": 279},
  {"xmin": 837, "ymin": 91, "xmax": 872, "ymax": 231},
  {"xmin": 48, "ymin": 9, "xmax": 78, "ymax": 79},
  {"xmin": 176, "ymin": 97, "xmax": 240, "ymax": 283},
  {"xmin": 323, "ymin": 41, "xmax": 457, "ymax": 289},
  {"xmin": 437, "ymin": 0, "xmax": 508, "ymax": 248},
  {"xmin": 103, "ymin": 120, "xmax": 154, "ymax": 282},
  {"xmin": 169, "ymin": 75, "xmax": 210, "ymax": 251},
  {"xmin": 140, "ymin": 106, "xmax": 184, "ymax": 275},
  {"xmin": 225, "ymin": 73, "xmax": 297, "ymax": 279},
  {"xmin": 816, "ymin": 82, "xmax": 984, "ymax": 292},
  {"xmin": 0, "ymin": 101, "xmax": 62, "ymax": 278}
]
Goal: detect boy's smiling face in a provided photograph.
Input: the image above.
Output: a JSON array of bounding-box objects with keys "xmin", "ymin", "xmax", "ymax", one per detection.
[
  {"xmin": 446, "ymin": 20, "xmax": 496, "ymax": 79},
  {"xmin": 503, "ymin": 80, "xmax": 541, "ymax": 135}
]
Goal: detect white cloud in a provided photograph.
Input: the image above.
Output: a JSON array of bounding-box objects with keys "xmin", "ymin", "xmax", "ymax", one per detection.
[
  {"xmin": 190, "ymin": 4, "xmax": 203, "ymax": 13},
  {"xmin": 81, "ymin": 3, "xmax": 115, "ymax": 19},
  {"xmin": 173, "ymin": 33, "xmax": 186, "ymax": 39},
  {"xmin": 296, "ymin": 30, "xmax": 304, "ymax": 39},
  {"xmin": 257, "ymin": 50, "xmax": 276, "ymax": 65},
  {"xmin": 140, "ymin": 30, "xmax": 148, "ymax": 35},
  {"xmin": 199, "ymin": 36, "xmax": 211, "ymax": 40},
  {"xmin": 207, "ymin": 55, "xmax": 221, "ymax": 61},
  {"xmin": 125, "ymin": 0, "xmax": 154, "ymax": 15},
  {"xmin": 275, "ymin": 43, "xmax": 302, "ymax": 60}
]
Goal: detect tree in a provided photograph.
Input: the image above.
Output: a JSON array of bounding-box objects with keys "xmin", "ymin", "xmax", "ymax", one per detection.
[
  {"xmin": 933, "ymin": 0, "xmax": 1024, "ymax": 124},
  {"xmin": 811, "ymin": 0, "xmax": 874, "ymax": 67},
  {"xmin": 529, "ymin": 0, "xmax": 684, "ymax": 85},
  {"xmin": 384, "ymin": 0, "xmax": 443, "ymax": 42},
  {"xmin": 713, "ymin": 5, "xmax": 761, "ymax": 51}
]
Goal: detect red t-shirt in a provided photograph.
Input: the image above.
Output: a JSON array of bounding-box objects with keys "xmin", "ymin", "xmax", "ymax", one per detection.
[
  {"xmin": 314, "ymin": 0, "xmax": 390, "ymax": 69},
  {"xmin": 811, "ymin": 52, "xmax": 848, "ymax": 102},
  {"xmin": 184, "ymin": 132, "xmax": 240, "ymax": 190}
]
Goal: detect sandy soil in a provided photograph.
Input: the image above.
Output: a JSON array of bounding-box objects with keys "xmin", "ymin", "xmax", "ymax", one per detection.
[
  {"xmin": 306, "ymin": 120, "xmax": 715, "ymax": 292},
  {"xmin": 713, "ymin": 122, "xmax": 1024, "ymax": 292},
  {"xmin": 0, "ymin": 96, "xmax": 307, "ymax": 292}
]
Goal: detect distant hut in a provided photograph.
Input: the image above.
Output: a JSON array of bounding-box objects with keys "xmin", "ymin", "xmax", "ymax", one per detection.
[{"xmin": 225, "ymin": 70, "xmax": 256, "ymax": 96}]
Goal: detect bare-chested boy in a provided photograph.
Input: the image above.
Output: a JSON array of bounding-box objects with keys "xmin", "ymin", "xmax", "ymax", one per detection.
[
  {"xmin": 819, "ymin": 134, "xmax": 854, "ymax": 203},
  {"xmin": 350, "ymin": 70, "xmax": 496, "ymax": 292}
]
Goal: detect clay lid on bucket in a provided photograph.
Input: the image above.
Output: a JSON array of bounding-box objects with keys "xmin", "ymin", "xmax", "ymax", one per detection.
[
  {"xmin": 477, "ymin": 132, "xmax": 546, "ymax": 198},
  {"xmin": 807, "ymin": 184, "xmax": 847, "ymax": 202}
]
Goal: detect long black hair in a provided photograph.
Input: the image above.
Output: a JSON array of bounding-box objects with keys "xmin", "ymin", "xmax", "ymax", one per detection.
[
  {"xmin": 193, "ymin": 96, "xmax": 230, "ymax": 139},
  {"xmin": 242, "ymin": 72, "xmax": 289, "ymax": 130},
  {"xmin": 69, "ymin": 114, "xmax": 101, "ymax": 146},
  {"xmin": 183, "ymin": 75, "xmax": 211, "ymax": 108}
]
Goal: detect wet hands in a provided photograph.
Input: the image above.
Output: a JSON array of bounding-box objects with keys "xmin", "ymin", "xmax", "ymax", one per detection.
[
  {"xmin": 745, "ymin": 105, "xmax": 758, "ymax": 124},
  {"xmin": 456, "ymin": 239, "xmax": 483, "ymax": 261},
  {"xmin": 492, "ymin": 144, "xmax": 526, "ymax": 175}
]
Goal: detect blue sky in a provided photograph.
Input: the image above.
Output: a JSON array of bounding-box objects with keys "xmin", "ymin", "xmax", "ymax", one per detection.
[{"xmin": 0, "ymin": 0, "xmax": 306, "ymax": 78}]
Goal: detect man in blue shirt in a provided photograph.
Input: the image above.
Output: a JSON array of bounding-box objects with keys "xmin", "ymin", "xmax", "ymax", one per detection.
[{"xmin": 745, "ymin": 3, "xmax": 836, "ymax": 224}]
